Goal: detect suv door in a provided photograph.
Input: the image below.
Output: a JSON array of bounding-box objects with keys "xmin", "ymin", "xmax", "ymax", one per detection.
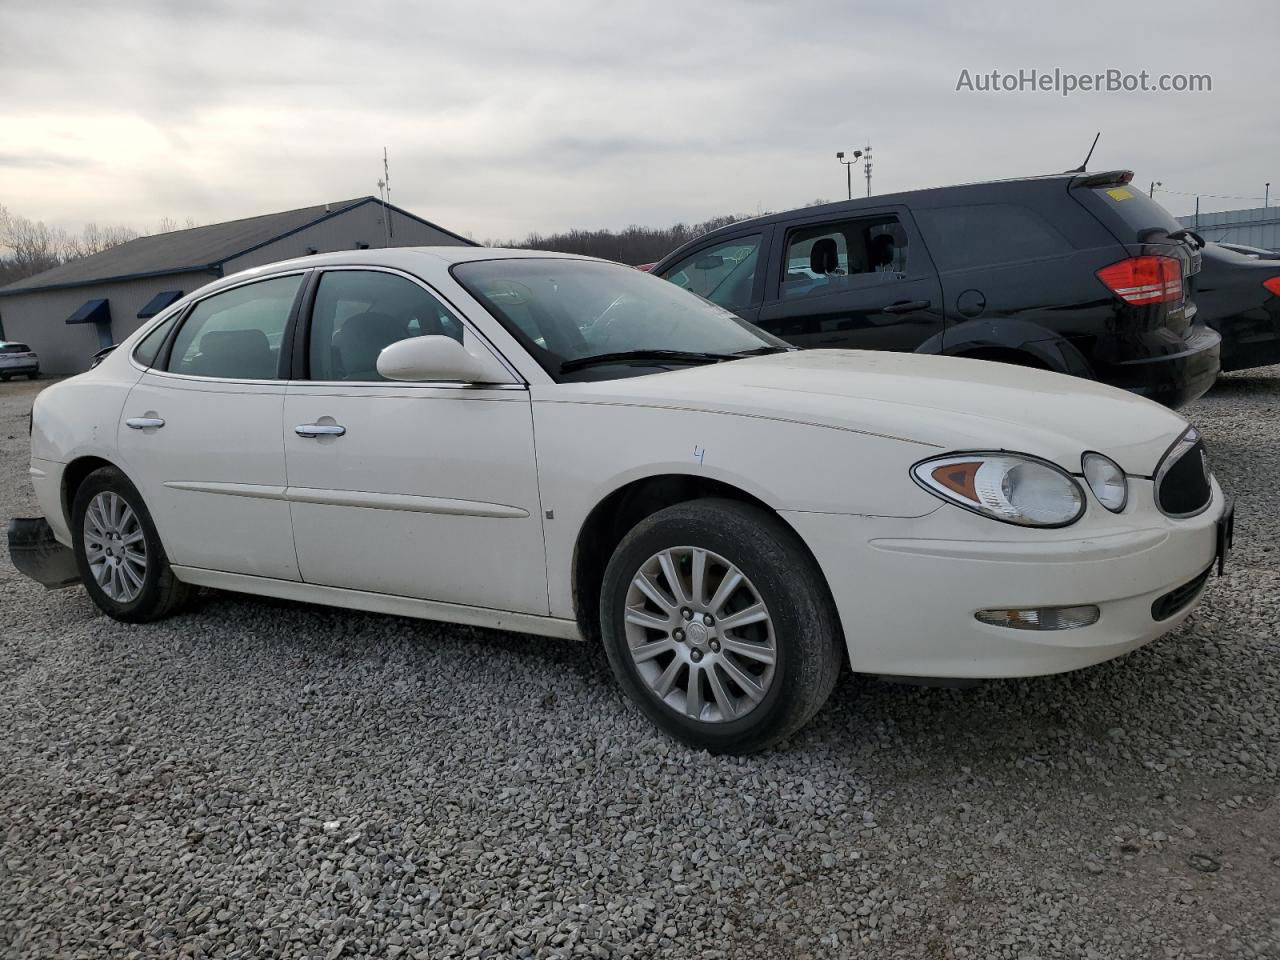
[
  {"xmin": 756, "ymin": 209, "xmax": 944, "ymax": 352},
  {"xmin": 117, "ymin": 272, "xmax": 306, "ymax": 580},
  {"xmin": 655, "ymin": 230, "xmax": 772, "ymax": 322},
  {"xmin": 282, "ymin": 267, "xmax": 549, "ymax": 615}
]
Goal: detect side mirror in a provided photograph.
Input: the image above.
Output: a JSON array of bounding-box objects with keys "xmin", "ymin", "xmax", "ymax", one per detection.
[
  {"xmin": 376, "ymin": 335, "xmax": 512, "ymax": 384},
  {"xmin": 694, "ymin": 254, "xmax": 725, "ymax": 270}
]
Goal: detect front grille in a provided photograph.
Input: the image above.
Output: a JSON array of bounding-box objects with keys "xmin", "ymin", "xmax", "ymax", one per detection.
[
  {"xmin": 1156, "ymin": 437, "xmax": 1212, "ymax": 517},
  {"xmin": 1151, "ymin": 566, "xmax": 1212, "ymax": 621}
]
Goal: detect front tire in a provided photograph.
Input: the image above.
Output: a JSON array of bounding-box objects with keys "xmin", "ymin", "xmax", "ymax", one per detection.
[
  {"xmin": 600, "ymin": 498, "xmax": 843, "ymax": 753},
  {"xmin": 71, "ymin": 466, "xmax": 192, "ymax": 622}
]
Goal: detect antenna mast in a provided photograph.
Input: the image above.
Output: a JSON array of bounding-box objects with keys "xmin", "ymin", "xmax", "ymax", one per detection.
[{"xmin": 377, "ymin": 147, "xmax": 394, "ymax": 247}]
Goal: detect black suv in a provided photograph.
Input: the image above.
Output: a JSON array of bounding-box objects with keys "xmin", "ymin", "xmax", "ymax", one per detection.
[{"xmin": 651, "ymin": 171, "xmax": 1219, "ymax": 408}]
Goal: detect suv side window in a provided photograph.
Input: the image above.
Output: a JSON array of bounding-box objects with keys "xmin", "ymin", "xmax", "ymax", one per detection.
[
  {"xmin": 165, "ymin": 274, "xmax": 303, "ymax": 379},
  {"xmin": 780, "ymin": 215, "xmax": 908, "ymax": 302},
  {"xmin": 659, "ymin": 234, "xmax": 761, "ymax": 309},
  {"xmin": 913, "ymin": 203, "xmax": 1071, "ymax": 271},
  {"xmin": 308, "ymin": 270, "xmax": 465, "ymax": 381}
]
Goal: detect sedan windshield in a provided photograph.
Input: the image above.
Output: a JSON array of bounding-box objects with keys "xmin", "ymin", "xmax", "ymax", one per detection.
[{"xmin": 453, "ymin": 258, "xmax": 788, "ymax": 381}]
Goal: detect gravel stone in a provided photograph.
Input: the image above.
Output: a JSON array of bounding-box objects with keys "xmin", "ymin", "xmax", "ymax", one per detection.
[{"xmin": 0, "ymin": 369, "xmax": 1278, "ymax": 959}]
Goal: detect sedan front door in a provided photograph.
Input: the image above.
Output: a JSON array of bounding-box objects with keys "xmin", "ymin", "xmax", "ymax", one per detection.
[{"xmin": 281, "ymin": 268, "xmax": 549, "ymax": 615}]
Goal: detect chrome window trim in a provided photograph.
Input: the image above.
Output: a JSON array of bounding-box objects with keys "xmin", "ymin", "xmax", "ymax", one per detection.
[{"xmin": 1153, "ymin": 426, "xmax": 1213, "ymax": 519}]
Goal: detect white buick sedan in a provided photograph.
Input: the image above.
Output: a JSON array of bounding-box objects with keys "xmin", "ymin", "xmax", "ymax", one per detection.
[{"xmin": 15, "ymin": 248, "xmax": 1233, "ymax": 752}]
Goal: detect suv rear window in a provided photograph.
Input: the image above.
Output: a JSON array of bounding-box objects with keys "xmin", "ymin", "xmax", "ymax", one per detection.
[
  {"xmin": 1076, "ymin": 185, "xmax": 1183, "ymax": 241},
  {"xmin": 914, "ymin": 203, "xmax": 1071, "ymax": 271},
  {"xmin": 0, "ymin": 343, "xmax": 31, "ymax": 353}
]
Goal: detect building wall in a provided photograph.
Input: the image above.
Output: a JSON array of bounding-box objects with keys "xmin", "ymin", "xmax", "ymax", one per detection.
[
  {"xmin": 221, "ymin": 203, "xmax": 471, "ymax": 275},
  {"xmin": 0, "ymin": 270, "xmax": 218, "ymax": 375},
  {"xmin": 1177, "ymin": 206, "xmax": 1280, "ymax": 250}
]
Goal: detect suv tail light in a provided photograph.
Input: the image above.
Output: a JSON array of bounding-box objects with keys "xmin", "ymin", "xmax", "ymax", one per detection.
[
  {"xmin": 1263, "ymin": 276, "xmax": 1280, "ymax": 298},
  {"xmin": 1095, "ymin": 256, "xmax": 1183, "ymax": 305}
]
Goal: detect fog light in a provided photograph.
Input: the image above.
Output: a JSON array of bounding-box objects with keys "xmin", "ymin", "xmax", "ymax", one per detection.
[{"xmin": 975, "ymin": 605, "xmax": 1100, "ymax": 631}]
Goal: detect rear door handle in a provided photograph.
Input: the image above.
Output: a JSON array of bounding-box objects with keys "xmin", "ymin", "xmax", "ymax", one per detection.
[
  {"xmin": 126, "ymin": 417, "xmax": 165, "ymax": 430},
  {"xmin": 881, "ymin": 299, "xmax": 932, "ymax": 314},
  {"xmin": 295, "ymin": 423, "xmax": 346, "ymax": 438}
]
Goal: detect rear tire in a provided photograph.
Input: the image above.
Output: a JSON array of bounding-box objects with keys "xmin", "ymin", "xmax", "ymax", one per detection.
[
  {"xmin": 600, "ymin": 498, "xmax": 843, "ymax": 753},
  {"xmin": 71, "ymin": 466, "xmax": 192, "ymax": 623}
]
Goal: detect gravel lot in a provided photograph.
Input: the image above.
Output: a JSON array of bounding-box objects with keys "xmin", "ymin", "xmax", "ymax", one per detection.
[{"xmin": 1, "ymin": 370, "xmax": 1278, "ymax": 960}]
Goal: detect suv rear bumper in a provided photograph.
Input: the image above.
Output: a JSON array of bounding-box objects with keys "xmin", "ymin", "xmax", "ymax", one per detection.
[{"xmin": 1098, "ymin": 322, "xmax": 1221, "ymax": 409}]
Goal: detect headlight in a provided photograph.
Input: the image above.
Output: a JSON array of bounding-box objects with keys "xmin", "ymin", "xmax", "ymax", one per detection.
[
  {"xmin": 911, "ymin": 452, "xmax": 1085, "ymax": 527},
  {"xmin": 1082, "ymin": 452, "xmax": 1128, "ymax": 513}
]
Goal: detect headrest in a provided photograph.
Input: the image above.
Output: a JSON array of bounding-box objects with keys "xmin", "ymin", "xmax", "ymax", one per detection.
[{"xmin": 810, "ymin": 238, "xmax": 839, "ymax": 275}]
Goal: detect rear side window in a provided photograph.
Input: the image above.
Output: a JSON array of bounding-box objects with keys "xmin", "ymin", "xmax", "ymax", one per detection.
[
  {"xmin": 132, "ymin": 313, "xmax": 182, "ymax": 368},
  {"xmin": 165, "ymin": 274, "xmax": 303, "ymax": 379},
  {"xmin": 915, "ymin": 203, "xmax": 1071, "ymax": 271},
  {"xmin": 780, "ymin": 215, "xmax": 908, "ymax": 301},
  {"xmin": 659, "ymin": 235, "xmax": 761, "ymax": 309}
]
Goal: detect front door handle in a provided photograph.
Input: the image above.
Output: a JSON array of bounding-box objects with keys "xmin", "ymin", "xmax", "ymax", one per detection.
[
  {"xmin": 881, "ymin": 299, "xmax": 932, "ymax": 314},
  {"xmin": 295, "ymin": 423, "xmax": 346, "ymax": 438},
  {"xmin": 126, "ymin": 417, "xmax": 165, "ymax": 430}
]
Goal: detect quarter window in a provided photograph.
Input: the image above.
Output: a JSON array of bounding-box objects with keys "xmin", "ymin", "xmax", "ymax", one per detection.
[
  {"xmin": 659, "ymin": 235, "xmax": 762, "ymax": 309},
  {"xmin": 307, "ymin": 270, "xmax": 465, "ymax": 381},
  {"xmin": 132, "ymin": 312, "xmax": 183, "ymax": 368},
  {"xmin": 914, "ymin": 203, "xmax": 1071, "ymax": 271},
  {"xmin": 780, "ymin": 216, "xmax": 909, "ymax": 302},
  {"xmin": 165, "ymin": 274, "xmax": 303, "ymax": 379}
]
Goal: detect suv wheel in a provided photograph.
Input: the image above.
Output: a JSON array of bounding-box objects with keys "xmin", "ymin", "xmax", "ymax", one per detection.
[
  {"xmin": 71, "ymin": 466, "xmax": 192, "ymax": 622},
  {"xmin": 600, "ymin": 498, "xmax": 843, "ymax": 753}
]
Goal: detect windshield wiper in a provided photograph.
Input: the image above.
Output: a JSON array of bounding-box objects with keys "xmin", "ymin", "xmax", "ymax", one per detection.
[
  {"xmin": 559, "ymin": 349, "xmax": 739, "ymax": 373},
  {"xmin": 732, "ymin": 345, "xmax": 793, "ymax": 357}
]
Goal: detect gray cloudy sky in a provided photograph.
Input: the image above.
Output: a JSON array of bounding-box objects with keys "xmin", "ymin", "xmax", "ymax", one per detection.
[{"xmin": 1, "ymin": 0, "xmax": 1276, "ymax": 241}]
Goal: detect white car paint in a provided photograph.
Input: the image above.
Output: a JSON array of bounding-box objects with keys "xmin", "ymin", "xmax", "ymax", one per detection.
[
  {"xmin": 0, "ymin": 341, "xmax": 39, "ymax": 378},
  {"xmin": 27, "ymin": 247, "xmax": 1226, "ymax": 679}
]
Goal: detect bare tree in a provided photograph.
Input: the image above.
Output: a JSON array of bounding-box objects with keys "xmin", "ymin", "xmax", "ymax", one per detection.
[
  {"xmin": 0, "ymin": 204, "xmax": 69, "ymax": 284},
  {"xmin": 64, "ymin": 222, "xmax": 142, "ymax": 259},
  {"xmin": 494, "ymin": 213, "xmax": 757, "ymax": 266}
]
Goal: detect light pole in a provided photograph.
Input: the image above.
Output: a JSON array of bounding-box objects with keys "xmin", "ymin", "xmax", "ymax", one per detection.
[
  {"xmin": 836, "ymin": 150, "xmax": 862, "ymax": 200},
  {"xmin": 1149, "ymin": 180, "xmax": 1162, "ymax": 198},
  {"xmin": 1267, "ymin": 183, "xmax": 1271, "ymax": 208}
]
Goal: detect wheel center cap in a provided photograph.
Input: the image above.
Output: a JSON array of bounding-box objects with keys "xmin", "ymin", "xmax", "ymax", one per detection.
[{"xmin": 685, "ymin": 621, "xmax": 709, "ymax": 648}]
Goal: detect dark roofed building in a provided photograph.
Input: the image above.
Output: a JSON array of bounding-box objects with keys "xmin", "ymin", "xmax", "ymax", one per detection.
[{"xmin": 0, "ymin": 197, "xmax": 473, "ymax": 373}]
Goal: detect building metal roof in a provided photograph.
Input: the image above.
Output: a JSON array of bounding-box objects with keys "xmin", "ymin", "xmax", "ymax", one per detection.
[{"xmin": 0, "ymin": 197, "xmax": 475, "ymax": 297}]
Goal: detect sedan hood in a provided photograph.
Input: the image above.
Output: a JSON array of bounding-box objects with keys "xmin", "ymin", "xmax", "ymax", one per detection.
[{"xmin": 553, "ymin": 350, "xmax": 1189, "ymax": 475}]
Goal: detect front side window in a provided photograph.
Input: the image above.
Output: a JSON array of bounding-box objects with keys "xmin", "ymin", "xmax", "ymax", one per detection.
[
  {"xmin": 780, "ymin": 216, "xmax": 909, "ymax": 301},
  {"xmin": 455, "ymin": 258, "xmax": 786, "ymax": 382},
  {"xmin": 165, "ymin": 274, "xmax": 303, "ymax": 379},
  {"xmin": 307, "ymin": 270, "xmax": 465, "ymax": 381},
  {"xmin": 659, "ymin": 235, "xmax": 761, "ymax": 309}
]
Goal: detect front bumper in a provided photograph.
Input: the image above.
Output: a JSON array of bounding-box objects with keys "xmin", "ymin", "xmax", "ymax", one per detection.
[
  {"xmin": 7, "ymin": 517, "xmax": 80, "ymax": 589},
  {"xmin": 784, "ymin": 479, "xmax": 1227, "ymax": 679}
]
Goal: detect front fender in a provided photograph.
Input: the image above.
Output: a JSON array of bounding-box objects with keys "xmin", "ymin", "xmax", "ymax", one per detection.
[{"xmin": 532, "ymin": 398, "xmax": 940, "ymax": 620}]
